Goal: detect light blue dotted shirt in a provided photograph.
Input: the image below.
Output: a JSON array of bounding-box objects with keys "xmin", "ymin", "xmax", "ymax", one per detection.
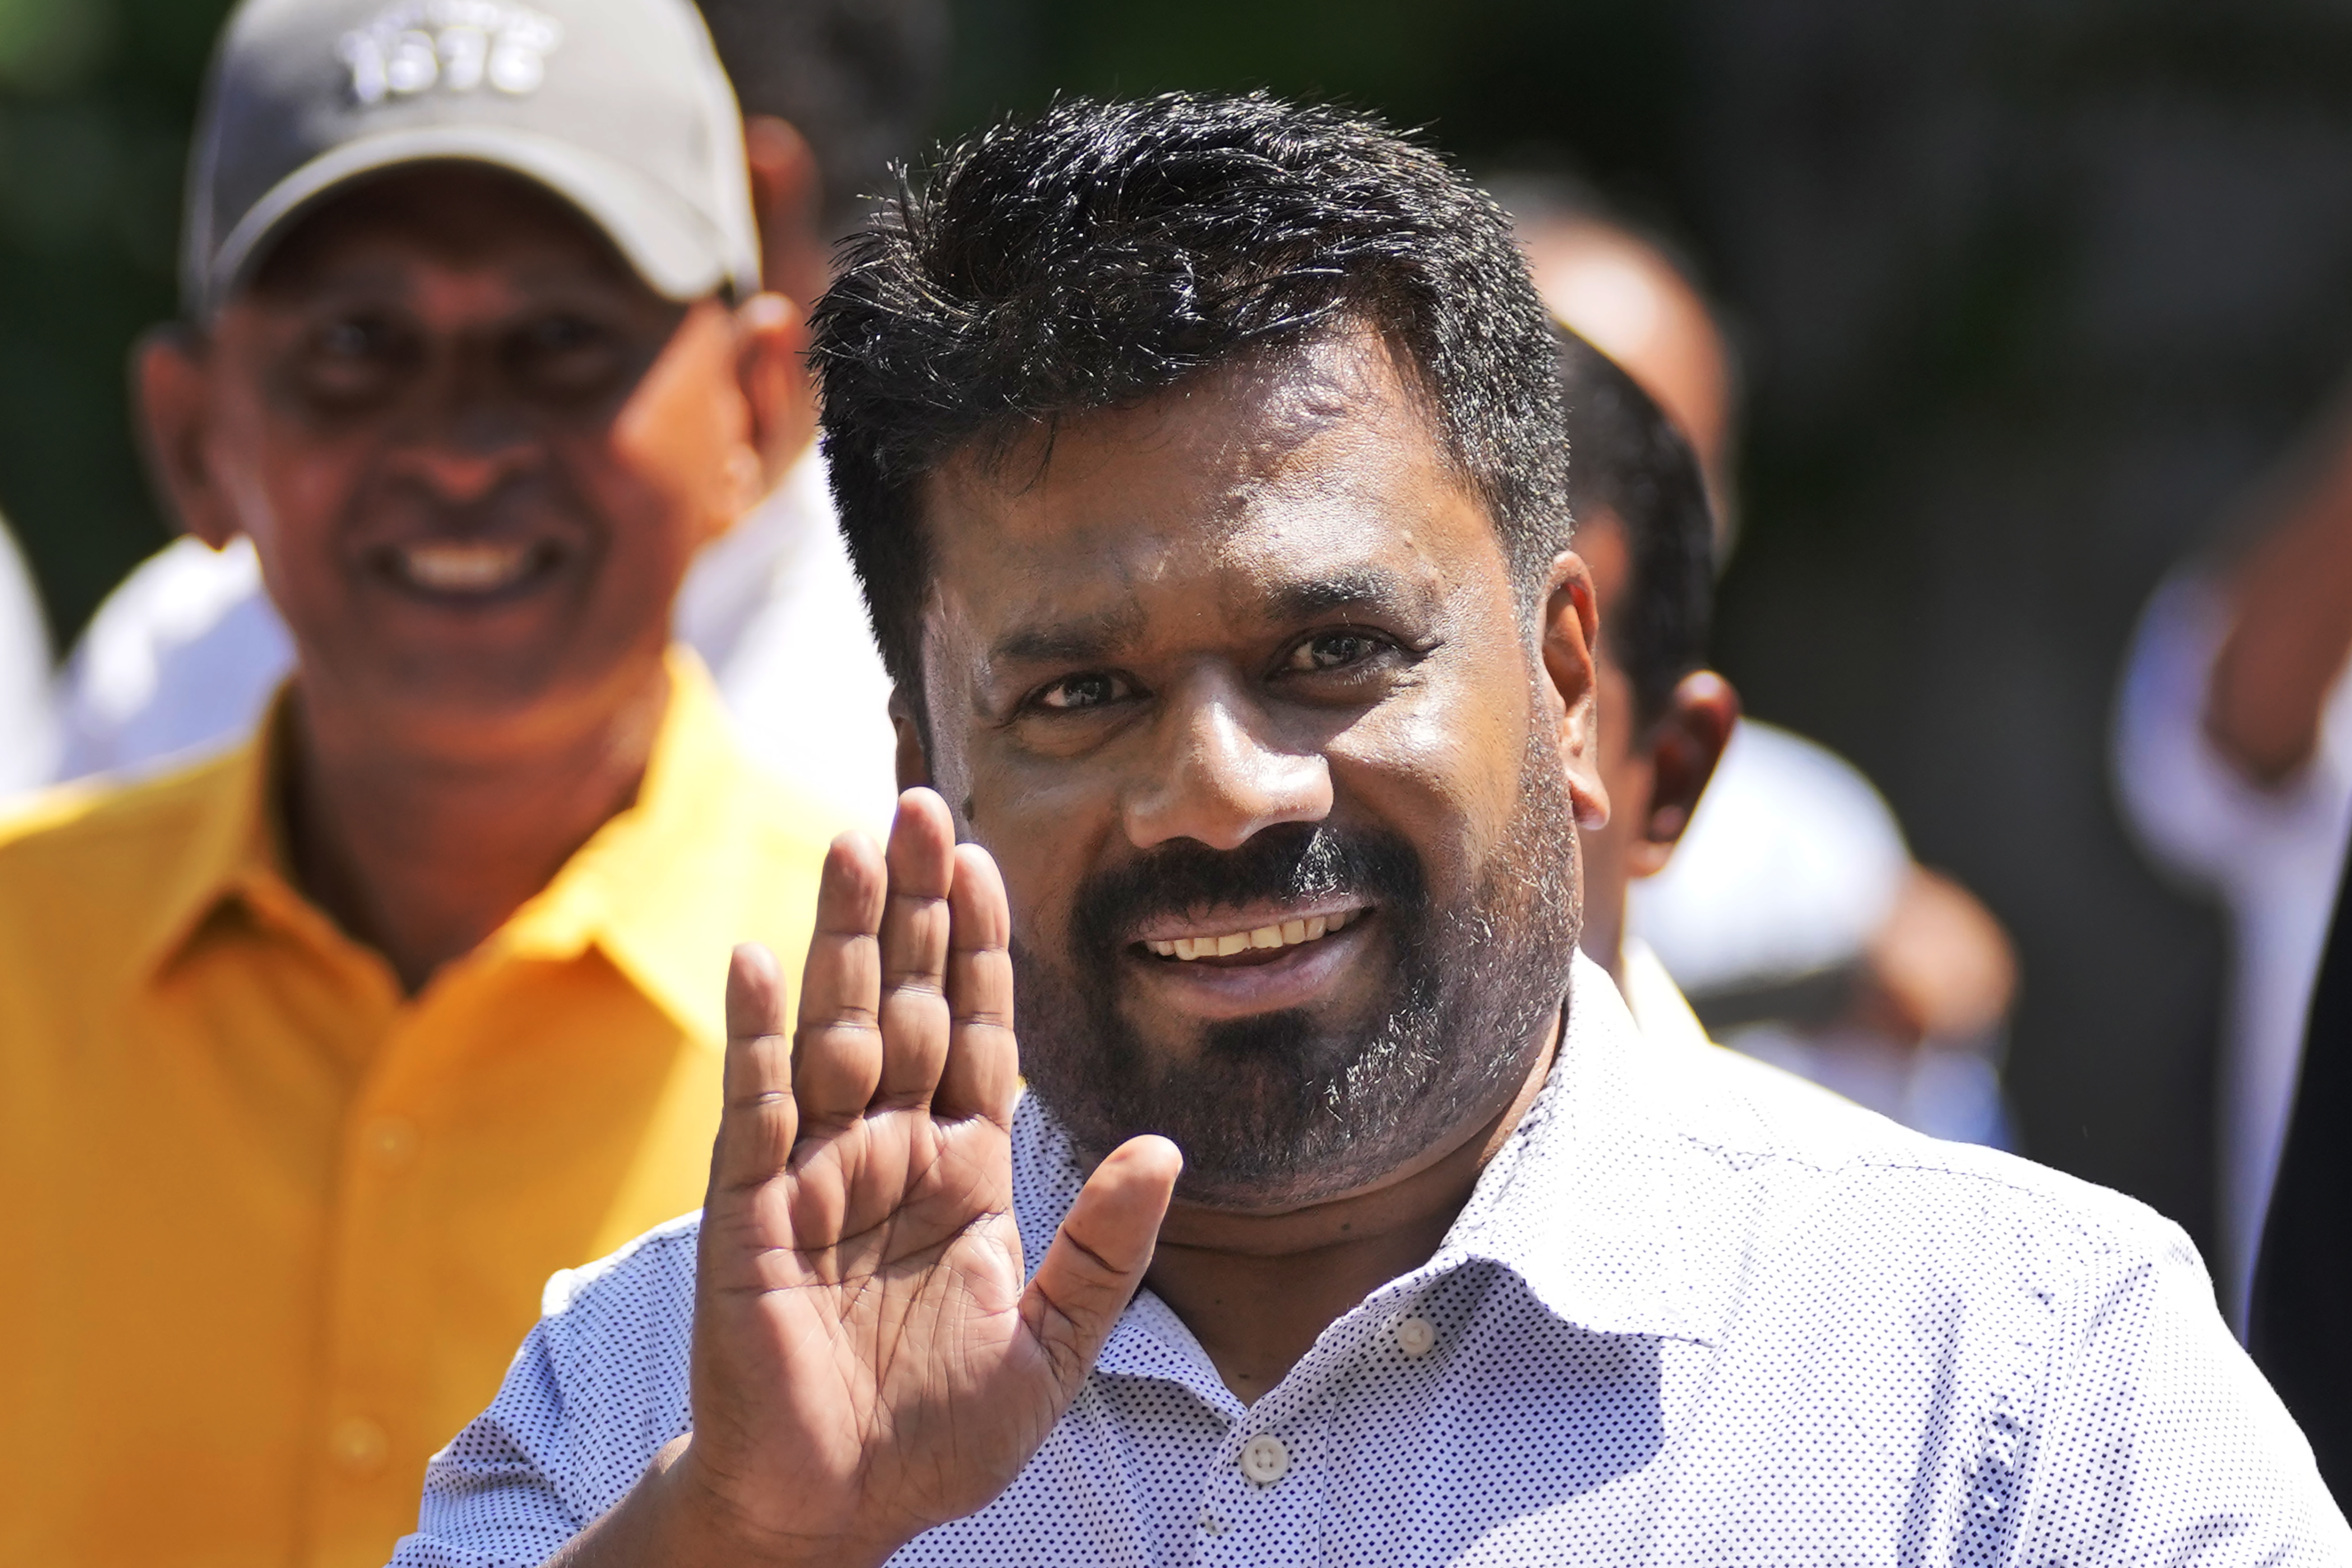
[{"xmin": 392, "ymin": 955, "xmax": 2349, "ymax": 1566}]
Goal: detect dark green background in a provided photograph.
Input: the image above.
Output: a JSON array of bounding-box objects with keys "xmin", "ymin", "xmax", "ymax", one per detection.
[{"xmin": 18, "ymin": 0, "xmax": 2352, "ymax": 1251}]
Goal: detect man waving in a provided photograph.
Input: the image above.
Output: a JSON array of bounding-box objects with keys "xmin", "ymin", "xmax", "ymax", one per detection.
[{"xmin": 401, "ymin": 94, "xmax": 2344, "ymax": 1566}]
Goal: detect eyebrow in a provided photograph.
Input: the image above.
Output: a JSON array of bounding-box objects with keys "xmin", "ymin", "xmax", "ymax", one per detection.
[
  {"xmin": 1269, "ymin": 565, "xmax": 1430, "ymax": 622},
  {"xmin": 987, "ymin": 565, "xmax": 1437, "ymax": 672},
  {"xmin": 989, "ymin": 603, "xmax": 1149, "ymax": 668}
]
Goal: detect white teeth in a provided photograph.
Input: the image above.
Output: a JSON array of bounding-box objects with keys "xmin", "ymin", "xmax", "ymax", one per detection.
[
  {"xmin": 399, "ymin": 541, "xmax": 533, "ymax": 593},
  {"xmin": 1146, "ymin": 909, "xmax": 1366, "ymax": 962}
]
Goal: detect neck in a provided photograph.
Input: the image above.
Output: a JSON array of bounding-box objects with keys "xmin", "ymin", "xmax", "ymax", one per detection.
[
  {"xmin": 279, "ymin": 662, "xmax": 672, "ymax": 994},
  {"xmin": 1580, "ymin": 904, "xmax": 1627, "ymax": 985},
  {"xmin": 1142, "ymin": 1014, "xmax": 1561, "ymax": 1404}
]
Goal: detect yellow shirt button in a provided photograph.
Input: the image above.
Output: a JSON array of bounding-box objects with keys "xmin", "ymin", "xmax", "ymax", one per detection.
[
  {"xmin": 362, "ymin": 1116, "xmax": 420, "ymax": 1169},
  {"xmin": 328, "ymin": 1415, "xmax": 387, "ymax": 1476}
]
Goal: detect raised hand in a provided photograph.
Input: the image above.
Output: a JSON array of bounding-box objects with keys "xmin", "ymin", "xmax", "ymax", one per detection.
[{"xmin": 562, "ymin": 790, "xmax": 1181, "ymax": 1568}]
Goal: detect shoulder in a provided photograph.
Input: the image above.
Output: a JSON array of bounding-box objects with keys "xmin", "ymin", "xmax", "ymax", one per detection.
[
  {"xmin": 0, "ymin": 761, "xmax": 248, "ymax": 1028},
  {"xmin": 535, "ymin": 1211, "xmax": 702, "ymax": 1366},
  {"xmin": 1647, "ymin": 1031, "xmax": 2200, "ymax": 1299},
  {"xmin": 0, "ymin": 760, "xmax": 230, "ymax": 901}
]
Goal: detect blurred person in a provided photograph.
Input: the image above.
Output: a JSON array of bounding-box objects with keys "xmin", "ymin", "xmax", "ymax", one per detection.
[
  {"xmin": 50, "ymin": 0, "xmax": 946, "ymax": 837},
  {"xmin": 0, "ymin": 514, "xmax": 56, "ymax": 792},
  {"xmin": 1635, "ymin": 724, "xmax": 2020, "ymax": 1146},
  {"xmin": 1551, "ymin": 325, "xmax": 1741, "ymax": 1042},
  {"xmin": 0, "ymin": 3, "xmax": 840, "ymax": 1563},
  {"xmin": 2118, "ymin": 390, "xmax": 2352, "ymax": 1331},
  {"xmin": 1506, "ymin": 173, "xmax": 2021, "ymax": 1145},
  {"xmin": 2253, "ymin": 783, "xmax": 2352, "ymax": 1501},
  {"xmin": 395, "ymin": 93, "xmax": 2342, "ymax": 1567}
]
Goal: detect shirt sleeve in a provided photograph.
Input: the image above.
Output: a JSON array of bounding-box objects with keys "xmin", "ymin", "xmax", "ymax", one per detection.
[
  {"xmin": 2013, "ymin": 1200, "xmax": 2352, "ymax": 1564},
  {"xmin": 2112, "ymin": 571, "xmax": 2352, "ymax": 890},
  {"xmin": 391, "ymin": 1218, "xmax": 700, "ymax": 1568}
]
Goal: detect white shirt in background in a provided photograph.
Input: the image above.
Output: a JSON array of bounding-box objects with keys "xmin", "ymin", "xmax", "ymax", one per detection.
[
  {"xmin": 1627, "ymin": 720, "xmax": 2013, "ymax": 1153},
  {"xmin": 2113, "ymin": 571, "xmax": 2352, "ymax": 1332},
  {"xmin": 51, "ymin": 448, "xmax": 900, "ymax": 839},
  {"xmin": 0, "ymin": 516, "xmax": 56, "ymax": 796}
]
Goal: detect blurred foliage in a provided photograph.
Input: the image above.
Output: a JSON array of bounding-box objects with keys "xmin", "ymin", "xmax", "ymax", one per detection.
[
  {"xmin": 942, "ymin": 0, "xmax": 1693, "ymax": 202},
  {"xmin": 0, "ymin": 0, "xmax": 232, "ymax": 651}
]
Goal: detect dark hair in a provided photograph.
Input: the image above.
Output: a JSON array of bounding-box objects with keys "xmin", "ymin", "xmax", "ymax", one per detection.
[
  {"xmin": 1555, "ymin": 325, "xmax": 1715, "ymax": 725},
  {"xmin": 691, "ymin": 0, "xmax": 949, "ymax": 235},
  {"xmin": 809, "ymin": 91, "xmax": 1570, "ymax": 706}
]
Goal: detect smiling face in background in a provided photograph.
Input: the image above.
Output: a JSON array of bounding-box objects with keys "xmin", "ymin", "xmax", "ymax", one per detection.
[
  {"xmin": 913, "ymin": 330, "xmax": 1602, "ymax": 1209},
  {"xmin": 143, "ymin": 164, "xmax": 766, "ymax": 754}
]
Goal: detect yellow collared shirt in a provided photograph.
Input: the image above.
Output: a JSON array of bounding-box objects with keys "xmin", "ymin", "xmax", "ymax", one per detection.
[{"xmin": 0, "ymin": 650, "xmax": 835, "ymax": 1568}]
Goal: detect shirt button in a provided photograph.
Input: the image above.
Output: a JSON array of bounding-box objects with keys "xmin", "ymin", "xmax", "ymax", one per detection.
[
  {"xmin": 328, "ymin": 1415, "xmax": 388, "ymax": 1476},
  {"xmin": 1239, "ymin": 1433, "xmax": 1291, "ymax": 1485},
  {"xmin": 362, "ymin": 1115, "xmax": 420, "ymax": 1169},
  {"xmin": 1397, "ymin": 1315, "xmax": 1437, "ymax": 1357}
]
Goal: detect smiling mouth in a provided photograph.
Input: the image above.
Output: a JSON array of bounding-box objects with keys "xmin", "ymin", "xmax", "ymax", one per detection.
[
  {"xmin": 379, "ymin": 540, "xmax": 561, "ymax": 597},
  {"xmin": 1141, "ymin": 907, "xmax": 1363, "ymax": 963}
]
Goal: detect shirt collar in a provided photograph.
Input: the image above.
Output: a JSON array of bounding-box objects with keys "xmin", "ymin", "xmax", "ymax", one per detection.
[
  {"xmin": 127, "ymin": 689, "xmax": 349, "ymax": 987},
  {"xmin": 471, "ymin": 647, "xmax": 785, "ymax": 1038},
  {"xmin": 1007, "ymin": 949, "xmax": 1719, "ymax": 1365},
  {"xmin": 134, "ymin": 647, "xmax": 784, "ymax": 1038}
]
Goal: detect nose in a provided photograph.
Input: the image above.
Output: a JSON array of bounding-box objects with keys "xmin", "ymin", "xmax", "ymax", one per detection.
[
  {"xmin": 1123, "ymin": 671, "xmax": 1333, "ymax": 852},
  {"xmin": 388, "ymin": 354, "xmax": 537, "ymax": 506}
]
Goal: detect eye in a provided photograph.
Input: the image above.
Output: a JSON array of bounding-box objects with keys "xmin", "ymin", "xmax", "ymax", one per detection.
[
  {"xmin": 520, "ymin": 313, "xmax": 602, "ymax": 355},
  {"xmin": 296, "ymin": 312, "xmax": 412, "ymax": 403},
  {"xmin": 508, "ymin": 311, "xmax": 628, "ymax": 398},
  {"xmin": 319, "ymin": 317, "xmax": 388, "ymax": 359},
  {"xmin": 1029, "ymin": 672, "xmax": 1133, "ymax": 712},
  {"xmin": 1282, "ymin": 629, "xmax": 1394, "ymax": 674}
]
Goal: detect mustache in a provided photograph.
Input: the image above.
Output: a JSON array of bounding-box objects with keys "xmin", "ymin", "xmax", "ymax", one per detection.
[{"xmin": 1066, "ymin": 820, "xmax": 1426, "ymax": 950}]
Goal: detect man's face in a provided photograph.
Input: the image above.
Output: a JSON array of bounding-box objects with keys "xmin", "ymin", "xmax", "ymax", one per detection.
[
  {"xmin": 914, "ymin": 332, "xmax": 1603, "ymax": 1207},
  {"xmin": 143, "ymin": 165, "xmax": 767, "ymax": 746}
]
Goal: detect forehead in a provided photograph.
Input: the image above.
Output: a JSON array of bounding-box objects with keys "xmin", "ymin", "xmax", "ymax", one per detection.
[
  {"xmin": 919, "ymin": 332, "xmax": 1508, "ymax": 655},
  {"xmin": 243, "ymin": 163, "xmax": 643, "ymax": 307}
]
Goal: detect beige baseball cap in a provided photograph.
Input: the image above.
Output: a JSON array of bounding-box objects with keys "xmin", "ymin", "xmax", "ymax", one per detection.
[{"xmin": 183, "ymin": 0, "xmax": 760, "ymax": 318}]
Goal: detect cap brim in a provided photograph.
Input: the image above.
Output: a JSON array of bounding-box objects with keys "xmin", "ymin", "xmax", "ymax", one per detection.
[{"xmin": 199, "ymin": 123, "xmax": 752, "ymax": 317}]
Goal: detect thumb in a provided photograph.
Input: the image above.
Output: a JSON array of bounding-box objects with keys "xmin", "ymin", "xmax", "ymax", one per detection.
[{"xmin": 1021, "ymin": 1135, "xmax": 1183, "ymax": 1390}]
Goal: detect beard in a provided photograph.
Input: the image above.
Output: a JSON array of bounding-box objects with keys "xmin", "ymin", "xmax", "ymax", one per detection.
[{"xmin": 1012, "ymin": 725, "xmax": 1584, "ymax": 1207}]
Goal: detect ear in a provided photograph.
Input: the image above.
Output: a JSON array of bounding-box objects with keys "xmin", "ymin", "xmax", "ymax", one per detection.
[
  {"xmin": 134, "ymin": 324, "xmax": 239, "ymax": 550},
  {"xmin": 1538, "ymin": 550, "xmax": 1611, "ymax": 832},
  {"xmin": 743, "ymin": 114, "xmax": 828, "ymax": 309},
  {"xmin": 890, "ymin": 685, "xmax": 933, "ymax": 793},
  {"xmin": 1624, "ymin": 669, "xmax": 1740, "ymax": 878},
  {"xmin": 731, "ymin": 290, "xmax": 813, "ymax": 494}
]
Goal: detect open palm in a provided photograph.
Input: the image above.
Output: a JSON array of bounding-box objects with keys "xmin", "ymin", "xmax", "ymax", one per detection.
[{"xmin": 678, "ymin": 790, "xmax": 1180, "ymax": 1567}]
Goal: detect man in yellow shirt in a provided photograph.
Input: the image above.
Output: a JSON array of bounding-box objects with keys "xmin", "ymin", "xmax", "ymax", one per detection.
[{"xmin": 0, "ymin": 2, "xmax": 841, "ymax": 1563}]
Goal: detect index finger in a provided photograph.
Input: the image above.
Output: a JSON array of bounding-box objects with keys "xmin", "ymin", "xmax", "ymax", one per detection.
[{"xmin": 708, "ymin": 942, "xmax": 798, "ymax": 1196}]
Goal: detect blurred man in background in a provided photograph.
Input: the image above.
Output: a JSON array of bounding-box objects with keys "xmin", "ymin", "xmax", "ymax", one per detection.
[
  {"xmin": 0, "ymin": 515, "xmax": 55, "ymax": 792},
  {"xmin": 1507, "ymin": 176, "xmax": 2020, "ymax": 1145},
  {"xmin": 2116, "ymin": 402, "xmax": 2352, "ymax": 1334},
  {"xmin": 1551, "ymin": 324, "xmax": 1740, "ymax": 1043},
  {"xmin": 50, "ymin": 0, "xmax": 944, "ymax": 838},
  {"xmin": 0, "ymin": 2, "xmax": 845, "ymax": 1562},
  {"xmin": 2177, "ymin": 392, "xmax": 2352, "ymax": 1492}
]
